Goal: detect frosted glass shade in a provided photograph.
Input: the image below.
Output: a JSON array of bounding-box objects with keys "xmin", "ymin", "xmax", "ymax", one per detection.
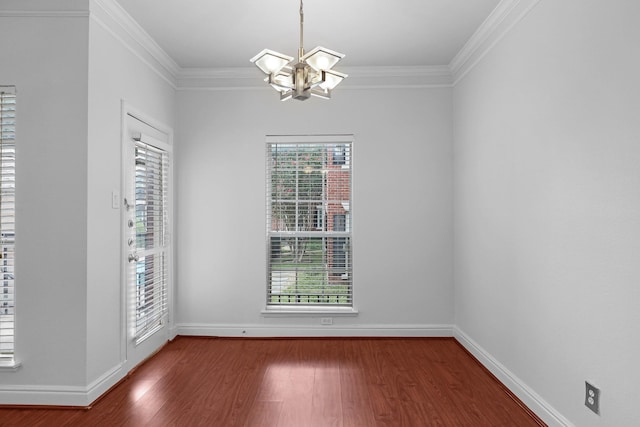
[
  {"xmin": 250, "ymin": 49, "xmax": 294, "ymax": 75},
  {"xmin": 302, "ymin": 46, "xmax": 345, "ymax": 72},
  {"xmin": 319, "ymin": 69, "xmax": 348, "ymax": 90}
]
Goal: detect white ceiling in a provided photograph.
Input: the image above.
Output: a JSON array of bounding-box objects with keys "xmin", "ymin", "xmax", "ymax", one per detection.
[{"xmin": 115, "ymin": 0, "xmax": 501, "ymax": 69}]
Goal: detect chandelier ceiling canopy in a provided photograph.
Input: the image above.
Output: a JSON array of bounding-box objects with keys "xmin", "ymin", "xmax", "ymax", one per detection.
[{"xmin": 250, "ymin": 0, "xmax": 347, "ymax": 101}]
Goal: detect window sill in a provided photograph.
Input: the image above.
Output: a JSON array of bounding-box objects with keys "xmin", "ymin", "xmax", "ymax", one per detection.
[
  {"xmin": 0, "ymin": 359, "xmax": 22, "ymax": 372},
  {"xmin": 261, "ymin": 306, "xmax": 359, "ymax": 317}
]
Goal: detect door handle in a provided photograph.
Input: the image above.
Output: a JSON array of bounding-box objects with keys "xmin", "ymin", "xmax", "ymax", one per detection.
[{"xmin": 128, "ymin": 254, "xmax": 139, "ymax": 263}]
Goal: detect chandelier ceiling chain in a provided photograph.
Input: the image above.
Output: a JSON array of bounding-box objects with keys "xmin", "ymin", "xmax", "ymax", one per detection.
[
  {"xmin": 250, "ymin": 0, "xmax": 348, "ymax": 101},
  {"xmin": 299, "ymin": 0, "xmax": 303, "ymax": 59}
]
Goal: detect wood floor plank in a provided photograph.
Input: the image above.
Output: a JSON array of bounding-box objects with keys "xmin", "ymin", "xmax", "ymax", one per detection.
[
  {"xmin": 272, "ymin": 360, "xmax": 315, "ymax": 426},
  {"xmin": 0, "ymin": 337, "xmax": 546, "ymax": 427},
  {"xmin": 339, "ymin": 341, "xmax": 376, "ymax": 426},
  {"xmin": 244, "ymin": 400, "xmax": 284, "ymax": 427}
]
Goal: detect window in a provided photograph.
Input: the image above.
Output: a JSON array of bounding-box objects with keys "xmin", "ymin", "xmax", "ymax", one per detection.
[
  {"xmin": 266, "ymin": 135, "xmax": 353, "ymax": 307},
  {"xmin": 133, "ymin": 140, "xmax": 169, "ymax": 341},
  {"xmin": 0, "ymin": 87, "xmax": 16, "ymax": 361}
]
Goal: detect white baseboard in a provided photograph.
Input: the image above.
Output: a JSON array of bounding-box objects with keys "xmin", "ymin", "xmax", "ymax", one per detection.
[
  {"xmin": 168, "ymin": 325, "xmax": 179, "ymax": 340},
  {"xmin": 85, "ymin": 362, "xmax": 126, "ymax": 406},
  {"xmin": 0, "ymin": 363, "xmax": 125, "ymax": 407},
  {"xmin": 0, "ymin": 385, "xmax": 90, "ymax": 407},
  {"xmin": 453, "ymin": 327, "xmax": 574, "ymax": 427},
  {"xmin": 175, "ymin": 323, "xmax": 454, "ymax": 338}
]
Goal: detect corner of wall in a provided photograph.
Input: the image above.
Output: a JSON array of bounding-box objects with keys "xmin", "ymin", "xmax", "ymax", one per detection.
[{"xmin": 454, "ymin": 327, "xmax": 573, "ymax": 427}]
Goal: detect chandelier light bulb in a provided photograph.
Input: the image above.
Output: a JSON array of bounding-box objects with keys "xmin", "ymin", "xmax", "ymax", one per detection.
[{"xmin": 315, "ymin": 57, "xmax": 330, "ymax": 70}]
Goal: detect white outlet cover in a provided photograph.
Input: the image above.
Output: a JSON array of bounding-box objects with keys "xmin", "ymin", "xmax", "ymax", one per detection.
[{"xmin": 585, "ymin": 381, "xmax": 600, "ymax": 415}]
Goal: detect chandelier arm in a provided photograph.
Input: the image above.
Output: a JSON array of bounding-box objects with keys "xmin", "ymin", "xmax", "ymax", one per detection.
[{"xmin": 299, "ymin": 0, "xmax": 304, "ymax": 61}]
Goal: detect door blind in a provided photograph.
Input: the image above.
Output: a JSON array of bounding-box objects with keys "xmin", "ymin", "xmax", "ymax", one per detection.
[
  {"xmin": 266, "ymin": 137, "xmax": 353, "ymax": 306},
  {"xmin": 0, "ymin": 87, "xmax": 16, "ymax": 358},
  {"xmin": 134, "ymin": 141, "xmax": 169, "ymax": 341}
]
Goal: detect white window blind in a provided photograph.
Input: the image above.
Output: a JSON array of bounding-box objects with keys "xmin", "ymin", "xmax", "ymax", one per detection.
[
  {"xmin": 0, "ymin": 87, "xmax": 16, "ymax": 359},
  {"xmin": 266, "ymin": 136, "xmax": 353, "ymax": 306},
  {"xmin": 134, "ymin": 141, "xmax": 169, "ymax": 341}
]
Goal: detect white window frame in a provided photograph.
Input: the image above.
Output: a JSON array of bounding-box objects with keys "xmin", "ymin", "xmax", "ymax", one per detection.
[
  {"xmin": 0, "ymin": 86, "xmax": 19, "ymax": 370},
  {"xmin": 263, "ymin": 134, "xmax": 357, "ymax": 317}
]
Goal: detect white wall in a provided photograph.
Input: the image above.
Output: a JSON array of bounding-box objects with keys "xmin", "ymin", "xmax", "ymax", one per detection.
[
  {"xmin": 8, "ymin": 0, "xmax": 638, "ymax": 422},
  {"xmin": 0, "ymin": 11, "xmax": 90, "ymax": 395},
  {"xmin": 175, "ymin": 87, "xmax": 454, "ymax": 335},
  {"xmin": 86, "ymin": 1, "xmax": 175, "ymax": 391},
  {"xmin": 453, "ymin": 1, "xmax": 640, "ymax": 426},
  {"xmin": 0, "ymin": 0, "xmax": 176, "ymax": 405}
]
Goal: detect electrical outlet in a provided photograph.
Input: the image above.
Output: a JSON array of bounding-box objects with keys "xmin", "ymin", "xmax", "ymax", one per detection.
[
  {"xmin": 585, "ymin": 381, "xmax": 600, "ymax": 415},
  {"xmin": 320, "ymin": 317, "xmax": 333, "ymax": 325}
]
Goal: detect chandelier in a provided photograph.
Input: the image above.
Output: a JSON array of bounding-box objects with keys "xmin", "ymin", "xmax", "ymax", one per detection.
[{"xmin": 250, "ymin": 0, "xmax": 347, "ymax": 101}]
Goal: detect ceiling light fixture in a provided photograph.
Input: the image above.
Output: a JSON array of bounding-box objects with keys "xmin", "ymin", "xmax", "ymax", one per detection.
[{"xmin": 250, "ymin": 0, "xmax": 347, "ymax": 101}]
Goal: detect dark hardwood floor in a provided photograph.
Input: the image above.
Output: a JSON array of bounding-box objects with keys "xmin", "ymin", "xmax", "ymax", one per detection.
[{"xmin": 0, "ymin": 337, "xmax": 545, "ymax": 426}]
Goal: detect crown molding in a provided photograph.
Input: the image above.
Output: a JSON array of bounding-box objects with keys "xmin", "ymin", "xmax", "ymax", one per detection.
[
  {"xmin": 176, "ymin": 67, "xmax": 260, "ymax": 90},
  {"xmin": 0, "ymin": 0, "xmax": 90, "ymax": 16},
  {"xmin": 342, "ymin": 65, "xmax": 453, "ymax": 88},
  {"xmin": 176, "ymin": 65, "xmax": 453, "ymax": 91},
  {"xmin": 449, "ymin": 0, "xmax": 541, "ymax": 85},
  {"xmin": 90, "ymin": 0, "xmax": 180, "ymax": 84},
  {"xmin": 0, "ymin": 11, "xmax": 89, "ymax": 18}
]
